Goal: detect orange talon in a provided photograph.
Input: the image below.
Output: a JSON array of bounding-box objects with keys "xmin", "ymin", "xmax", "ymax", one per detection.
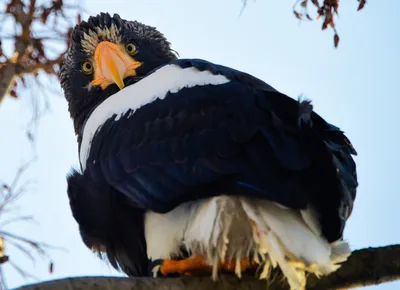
[
  {"xmin": 160, "ymin": 255, "xmax": 211, "ymax": 276},
  {"xmin": 159, "ymin": 255, "xmax": 259, "ymax": 276},
  {"xmin": 220, "ymin": 258, "xmax": 256, "ymax": 272}
]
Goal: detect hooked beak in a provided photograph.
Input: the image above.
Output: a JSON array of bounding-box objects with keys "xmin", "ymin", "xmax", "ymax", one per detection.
[{"xmin": 91, "ymin": 41, "xmax": 142, "ymax": 90}]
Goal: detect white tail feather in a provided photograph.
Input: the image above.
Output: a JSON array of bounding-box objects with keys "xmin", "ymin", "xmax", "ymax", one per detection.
[
  {"xmin": 183, "ymin": 196, "xmax": 253, "ymax": 279},
  {"xmin": 178, "ymin": 196, "xmax": 351, "ymax": 290}
]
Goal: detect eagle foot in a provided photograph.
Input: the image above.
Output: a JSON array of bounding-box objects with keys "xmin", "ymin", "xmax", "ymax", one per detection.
[{"xmin": 153, "ymin": 255, "xmax": 258, "ymax": 277}]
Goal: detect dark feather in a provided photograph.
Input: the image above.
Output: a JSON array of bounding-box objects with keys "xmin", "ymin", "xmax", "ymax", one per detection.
[
  {"xmin": 84, "ymin": 58, "xmax": 357, "ymax": 243},
  {"xmin": 66, "ymin": 169, "xmax": 150, "ymax": 276}
]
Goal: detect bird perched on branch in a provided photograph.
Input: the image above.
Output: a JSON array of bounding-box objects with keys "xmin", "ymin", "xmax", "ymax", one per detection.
[{"xmin": 60, "ymin": 13, "xmax": 358, "ymax": 290}]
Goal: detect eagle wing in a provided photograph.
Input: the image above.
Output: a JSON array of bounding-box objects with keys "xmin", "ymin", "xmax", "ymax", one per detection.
[{"xmin": 81, "ymin": 58, "xmax": 357, "ymax": 243}]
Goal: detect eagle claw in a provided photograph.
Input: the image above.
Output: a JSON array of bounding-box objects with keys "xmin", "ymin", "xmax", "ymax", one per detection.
[{"xmin": 151, "ymin": 255, "xmax": 258, "ymax": 278}]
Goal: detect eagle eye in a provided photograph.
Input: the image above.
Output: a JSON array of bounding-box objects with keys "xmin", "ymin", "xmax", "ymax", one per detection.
[
  {"xmin": 81, "ymin": 61, "xmax": 93, "ymax": 74},
  {"xmin": 125, "ymin": 42, "xmax": 138, "ymax": 56}
]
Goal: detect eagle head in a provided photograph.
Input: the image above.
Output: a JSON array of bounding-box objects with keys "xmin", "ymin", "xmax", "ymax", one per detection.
[{"xmin": 59, "ymin": 12, "xmax": 177, "ymax": 136}]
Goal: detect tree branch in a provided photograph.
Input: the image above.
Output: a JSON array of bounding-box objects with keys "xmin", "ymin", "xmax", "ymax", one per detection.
[
  {"xmin": 0, "ymin": 61, "xmax": 18, "ymax": 104},
  {"xmin": 0, "ymin": 0, "xmax": 80, "ymax": 104},
  {"xmin": 14, "ymin": 245, "xmax": 400, "ymax": 290},
  {"xmin": 0, "ymin": 0, "xmax": 30, "ymax": 103}
]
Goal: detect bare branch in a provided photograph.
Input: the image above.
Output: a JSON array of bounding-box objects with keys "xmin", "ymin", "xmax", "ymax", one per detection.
[
  {"xmin": 12, "ymin": 245, "xmax": 400, "ymax": 290},
  {"xmin": 0, "ymin": 0, "xmax": 35, "ymax": 103},
  {"xmin": 0, "ymin": 159, "xmax": 56, "ymax": 288},
  {"xmin": 0, "ymin": 0, "xmax": 81, "ymax": 104},
  {"xmin": 0, "ymin": 3, "xmax": 81, "ymax": 285},
  {"xmin": 0, "ymin": 215, "xmax": 35, "ymax": 228}
]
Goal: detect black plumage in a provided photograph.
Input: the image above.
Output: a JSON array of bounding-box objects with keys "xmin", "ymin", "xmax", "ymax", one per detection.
[
  {"xmin": 85, "ymin": 58, "xmax": 357, "ymax": 243},
  {"xmin": 67, "ymin": 170, "xmax": 148, "ymax": 276},
  {"xmin": 62, "ymin": 12, "xmax": 177, "ymax": 276},
  {"xmin": 60, "ymin": 13, "xmax": 358, "ymax": 281}
]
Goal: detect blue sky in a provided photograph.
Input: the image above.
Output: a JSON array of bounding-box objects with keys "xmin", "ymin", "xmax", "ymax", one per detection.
[{"xmin": 0, "ymin": 0, "xmax": 399, "ymax": 289}]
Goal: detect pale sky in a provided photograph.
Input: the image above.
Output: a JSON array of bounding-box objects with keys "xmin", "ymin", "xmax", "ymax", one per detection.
[{"xmin": 0, "ymin": 0, "xmax": 399, "ymax": 289}]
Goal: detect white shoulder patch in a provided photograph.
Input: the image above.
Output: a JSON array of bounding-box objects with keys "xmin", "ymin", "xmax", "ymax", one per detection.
[{"xmin": 79, "ymin": 64, "xmax": 230, "ymax": 171}]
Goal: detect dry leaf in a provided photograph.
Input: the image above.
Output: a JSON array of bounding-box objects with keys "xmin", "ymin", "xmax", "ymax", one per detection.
[
  {"xmin": 334, "ymin": 33, "xmax": 340, "ymax": 47},
  {"xmin": 358, "ymin": 0, "xmax": 367, "ymax": 11},
  {"xmin": 294, "ymin": 10, "xmax": 303, "ymax": 20}
]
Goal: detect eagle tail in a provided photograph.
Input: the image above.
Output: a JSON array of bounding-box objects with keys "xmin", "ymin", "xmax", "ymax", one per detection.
[
  {"xmin": 241, "ymin": 198, "xmax": 351, "ymax": 290},
  {"xmin": 183, "ymin": 196, "xmax": 351, "ymax": 290}
]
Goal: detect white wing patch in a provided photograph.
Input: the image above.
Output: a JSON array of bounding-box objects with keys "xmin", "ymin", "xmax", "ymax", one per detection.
[{"xmin": 79, "ymin": 64, "xmax": 230, "ymax": 171}]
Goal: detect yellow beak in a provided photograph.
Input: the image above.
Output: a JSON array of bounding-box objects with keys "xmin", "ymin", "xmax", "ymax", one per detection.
[{"xmin": 91, "ymin": 41, "xmax": 142, "ymax": 90}]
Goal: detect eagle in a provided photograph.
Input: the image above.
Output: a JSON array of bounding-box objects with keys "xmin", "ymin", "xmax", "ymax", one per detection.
[{"xmin": 60, "ymin": 13, "xmax": 358, "ymax": 290}]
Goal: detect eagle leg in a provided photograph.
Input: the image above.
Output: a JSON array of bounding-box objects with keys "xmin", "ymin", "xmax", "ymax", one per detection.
[
  {"xmin": 158, "ymin": 255, "xmax": 210, "ymax": 276},
  {"xmin": 156, "ymin": 255, "xmax": 258, "ymax": 277}
]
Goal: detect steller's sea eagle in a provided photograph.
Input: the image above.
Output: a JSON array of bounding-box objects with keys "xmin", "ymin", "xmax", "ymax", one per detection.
[{"xmin": 60, "ymin": 12, "xmax": 358, "ymax": 290}]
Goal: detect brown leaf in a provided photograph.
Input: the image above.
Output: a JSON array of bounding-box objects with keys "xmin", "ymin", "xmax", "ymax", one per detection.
[
  {"xmin": 20, "ymin": 76, "xmax": 26, "ymax": 87},
  {"xmin": 0, "ymin": 255, "xmax": 9, "ymax": 264},
  {"xmin": 52, "ymin": 0, "xmax": 64, "ymax": 11},
  {"xmin": 325, "ymin": 9, "xmax": 333, "ymax": 23},
  {"xmin": 293, "ymin": 10, "xmax": 303, "ymax": 20},
  {"xmin": 9, "ymin": 89, "xmax": 18, "ymax": 99},
  {"xmin": 33, "ymin": 39, "xmax": 45, "ymax": 58},
  {"xmin": 41, "ymin": 8, "xmax": 51, "ymax": 24},
  {"xmin": 300, "ymin": 0, "xmax": 308, "ymax": 8},
  {"xmin": 333, "ymin": 1, "xmax": 339, "ymax": 14},
  {"xmin": 311, "ymin": 0, "xmax": 320, "ymax": 8},
  {"xmin": 322, "ymin": 9, "xmax": 335, "ymax": 30},
  {"xmin": 358, "ymin": 0, "xmax": 366, "ymax": 11},
  {"xmin": 317, "ymin": 7, "xmax": 324, "ymax": 17},
  {"xmin": 334, "ymin": 33, "xmax": 340, "ymax": 48},
  {"xmin": 49, "ymin": 261, "xmax": 54, "ymax": 273}
]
